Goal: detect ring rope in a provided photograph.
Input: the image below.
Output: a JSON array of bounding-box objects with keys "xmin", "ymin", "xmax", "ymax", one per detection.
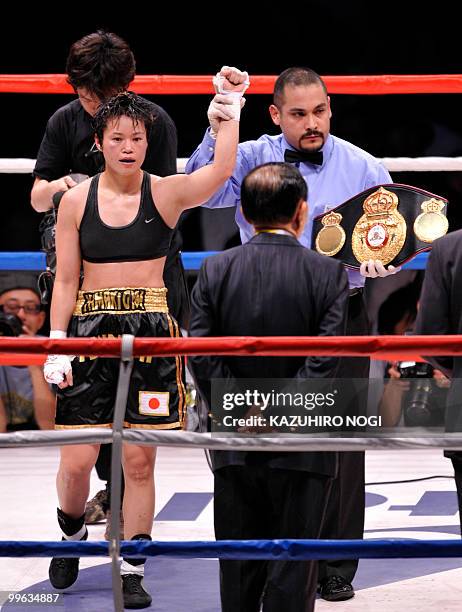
[
  {"xmin": 2, "ymin": 74, "xmax": 462, "ymax": 94},
  {"xmin": 1, "ymin": 538, "xmax": 461, "ymax": 559},
  {"xmin": 0, "ymin": 250, "xmax": 430, "ymax": 272},
  {"xmin": 2, "ymin": 157, "xmax": 462, "ymax": 174},
  {"xmin": 1, "ymin": 429, "xmax": 462, "ymax": 452},
  {"xmin": 0, "ymin": 334, "xmax": 459, "ymax": 357}
]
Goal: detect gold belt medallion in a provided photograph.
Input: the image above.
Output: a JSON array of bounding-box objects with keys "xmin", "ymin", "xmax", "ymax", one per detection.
[
  {"xmin": 315, "ymin": 211, "xmax": 346, "ymax": 257},
  {"xmin": 352, "ymin": 187, "xmax": 406, "ymax": 265},
  {"xmin": 414, "ymin": 198, "xmax": 449, "ymax": 243}
]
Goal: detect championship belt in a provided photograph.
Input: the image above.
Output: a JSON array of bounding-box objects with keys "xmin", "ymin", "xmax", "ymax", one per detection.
[{"xmin": 312, "ymin": 184, "xmax": 448, "ymax": 268}]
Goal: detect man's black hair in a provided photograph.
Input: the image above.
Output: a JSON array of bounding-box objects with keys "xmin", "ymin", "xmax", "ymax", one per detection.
[
  {"xmin": 241, "ymin": 162, "xmax": 307, "ymax": 226},
  {"xmin": 0, "ymin": 286, "xmax": 42, "ymax": 303},
  {"xmin": 273, "ymin": 67, "xmax": 327, "ymax": 108},
  {"xmin": 377, "ymin": 281, "xmax": 423, "ymax": 335},
  {"xmin": 66, "ymin": 30, "xmax": 136, "ymax": 101}
]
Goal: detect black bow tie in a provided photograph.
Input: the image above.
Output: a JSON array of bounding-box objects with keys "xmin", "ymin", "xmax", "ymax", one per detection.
[{"xmin": 284, "ymin": 148, "xmax": 323, "ymax": 166}]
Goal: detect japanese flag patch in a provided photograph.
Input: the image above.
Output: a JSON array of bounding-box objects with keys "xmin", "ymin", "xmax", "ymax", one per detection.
[{"xmin": 139, "ymin": 391, "xmax": 170, "ymax": 417}]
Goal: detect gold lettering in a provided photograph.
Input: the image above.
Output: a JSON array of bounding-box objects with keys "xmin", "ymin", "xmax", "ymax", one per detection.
[
  {"xmin": 83, "ymin": 293, "xmax": 94, "ymax": 314},
  {"xmin": 123, "ymin": 291, "xmax": 131, "ymax": 310},
  {"xmin": 94, "ymin": 292, "xmax": 104, "ymax": 312},
  {"xmin": 133, "ymin": 290, "xmax": 144, "ymax": 310},
  {"xmin": 103, "ymin": 291, "xmax": 111, "ymax": 310},
  {"xmin": 79, "ymin": 289, "xmax": 158, "ymax": 315}
]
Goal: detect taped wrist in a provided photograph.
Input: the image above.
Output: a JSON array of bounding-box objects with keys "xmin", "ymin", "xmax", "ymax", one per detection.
[
  {"xmin": 44, "ymin": 332, "xmax": 75, "ymax": 383},
  {"xmin": 213, "ymin": 75, "xmax": 248, "ymax": 121},
  {"xmin": 50, "ymin": 330, "xmax": 67, "ymax": 339}
]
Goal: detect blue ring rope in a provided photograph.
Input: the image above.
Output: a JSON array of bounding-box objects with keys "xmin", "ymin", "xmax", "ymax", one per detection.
[
  {"xmin": 0, "ymin": 251, "xmax": 429, "ymax": 271},
  {"xmin": 1, "ymin": 538, "xmax": 461, "ymax": 559}
]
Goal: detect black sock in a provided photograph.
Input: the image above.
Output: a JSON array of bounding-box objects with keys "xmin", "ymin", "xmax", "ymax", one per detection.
[
  {"xmin": 122, "ymin": 533, "xmax": 152, "ymax": 566},
  {"xmin": 57, "ymin": 508, "xmax": 85, "ymax": 537}
]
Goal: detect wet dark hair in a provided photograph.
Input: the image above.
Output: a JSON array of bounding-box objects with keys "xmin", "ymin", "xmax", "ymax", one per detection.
[
  {"xmin": 92, "ymin": 91, "xmax": 154, "ymax": 143},
  {"xmin": 273, "ymin": 67, "xmax": 327, "ymax": 108},
  {"xmin": 66, "ymin": 30, "xmax": 136, "ymax": 100},
  {"xmin": 241, "ymin": 162, "xmax": 307, "ymax": 225}
]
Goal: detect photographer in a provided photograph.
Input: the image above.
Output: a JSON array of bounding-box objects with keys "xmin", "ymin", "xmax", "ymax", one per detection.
[
  {"xmin": 380, "ymin": 361, "xmax": 449, "ymax": 428},
  {"xmin": 374, "ymin": 284, "xmax": 450, "ymax": 427},
  {"xmin": 0, "ymin": 286, "xmax": 54, "ymax": 432}
]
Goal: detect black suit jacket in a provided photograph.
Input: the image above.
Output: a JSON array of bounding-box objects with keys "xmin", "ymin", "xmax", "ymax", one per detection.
[
  {"xmin": 415, "ymin": 230, "xmax": 462, "ymax": 431},
  {"xmin": 189, "ymin": 232, "xmax": 349, "ymax": 474}
]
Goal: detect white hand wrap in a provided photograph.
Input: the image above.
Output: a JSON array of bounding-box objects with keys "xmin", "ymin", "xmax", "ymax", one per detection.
[
  {"xmin": 44, "ymin": 331, "xmax": 75, "ymax": 385},
  {"xmin": 212, "ymin": 66, "xmax": 250, "ymax": 122},
  {"xmin": 207, "ymin": 94, "xmax": 239, "ymax": 137}
]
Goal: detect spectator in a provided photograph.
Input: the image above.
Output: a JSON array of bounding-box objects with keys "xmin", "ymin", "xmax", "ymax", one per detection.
[{"xmin": 0, "ymin": 286, "xmax": 54, "ymax": 432}]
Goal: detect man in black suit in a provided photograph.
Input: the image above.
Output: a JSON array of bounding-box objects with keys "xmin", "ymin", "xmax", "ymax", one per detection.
[
  {"xmin": 414, "ymin": 230, "xmax": 462, "ymax": 526},
  {"xmin": 189, "ymin": 162, "xmax": 349, "ymax": 612}
]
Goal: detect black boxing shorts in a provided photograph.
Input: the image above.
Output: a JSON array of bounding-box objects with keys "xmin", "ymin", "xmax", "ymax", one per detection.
[{"xmin": 55, "ymin": 287, "xmax": 185, "ymax": 430}]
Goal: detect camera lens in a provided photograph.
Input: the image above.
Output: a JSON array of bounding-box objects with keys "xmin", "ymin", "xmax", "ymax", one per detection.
[
  {"xmin": 0, "ymin": 311, "xmax": 23, "ymax": 337},
  {"xmin": 404, "ymin": 379, "xmax": 433, "ymax": 426}
]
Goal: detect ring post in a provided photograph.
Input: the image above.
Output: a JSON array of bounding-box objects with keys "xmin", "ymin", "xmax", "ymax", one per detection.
[{"xmin": 110, "ymin": 334, "xmax": 134, "ymax": 612}]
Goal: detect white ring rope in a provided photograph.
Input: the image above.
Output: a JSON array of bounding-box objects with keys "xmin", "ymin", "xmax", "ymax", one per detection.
[
  {"xmin": 1, "ymin": 428, "xmax": 462, "ymax": 451},
  {"xmin": 380, "ymin": 157, "xmax": 462, "ymax": 172},
  {"xmin": 2, "ymin": 157, "xmax": 462, "ymax": 174}
]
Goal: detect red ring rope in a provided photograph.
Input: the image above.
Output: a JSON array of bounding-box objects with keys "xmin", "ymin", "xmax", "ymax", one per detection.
[
  {"xmin": 0, "ymin": 335, "xmax": 459, "ymax": 367},
  {"xmin": 1, "ymin": 74, "xmax": 462, "ymax": 94}
]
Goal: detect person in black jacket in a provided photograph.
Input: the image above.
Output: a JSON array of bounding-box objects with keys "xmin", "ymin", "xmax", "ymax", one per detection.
[
  {"xmin": 189, "ymin": 162, "xmax": 349, "ymax": 612},
  {"xmin": 30, "ymin": 30, "xmax": 184, "ymax": 538},
  {"xmin": 414, "ymin": 230, "xmax": 462, "ymax": 527}
]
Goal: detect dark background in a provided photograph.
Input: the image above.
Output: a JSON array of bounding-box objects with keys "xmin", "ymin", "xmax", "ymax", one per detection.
[{"xmin": 1, "ymin": 4, "xmax": 462, "ymax": 253}]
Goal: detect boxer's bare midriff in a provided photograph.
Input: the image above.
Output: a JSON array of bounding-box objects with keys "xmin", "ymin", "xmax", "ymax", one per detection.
[{"xmin": 81, "ymin": 257, "xmax": 167, "ymax": 291}]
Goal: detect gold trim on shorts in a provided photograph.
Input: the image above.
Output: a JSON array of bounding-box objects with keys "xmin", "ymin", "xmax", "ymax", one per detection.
[
  {"xmin": 167, "ymin": 314, "xmax": 186, "ymax": 429},
  {"xmin": 123, "ymin": 421, "xmax": 182, "ymax": 430},
  {"xmin": 55, "ymin": 423, "xmax": 113, "ymax": 430},
  {"xmin": 74, "ymin": 287, "xmax": 168, "ymax": 316},
  {"xmin": 55, "ymin": 421, "xmax": 182, "ymax": 430}
]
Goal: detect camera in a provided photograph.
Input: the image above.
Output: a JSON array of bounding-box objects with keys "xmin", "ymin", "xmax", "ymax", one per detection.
[
  {"xmin": 397, "ymin": 361, "xmax": 436, "ymax": 426},
  {"xmin": 0, "ymin": 306, "xmax": 23, "ymax": 337}
]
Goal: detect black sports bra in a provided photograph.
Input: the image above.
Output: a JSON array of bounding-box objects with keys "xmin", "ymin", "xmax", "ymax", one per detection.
[{"xmin": 79, "ymin": 171, "xmax": 173, "ymax": 263}]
